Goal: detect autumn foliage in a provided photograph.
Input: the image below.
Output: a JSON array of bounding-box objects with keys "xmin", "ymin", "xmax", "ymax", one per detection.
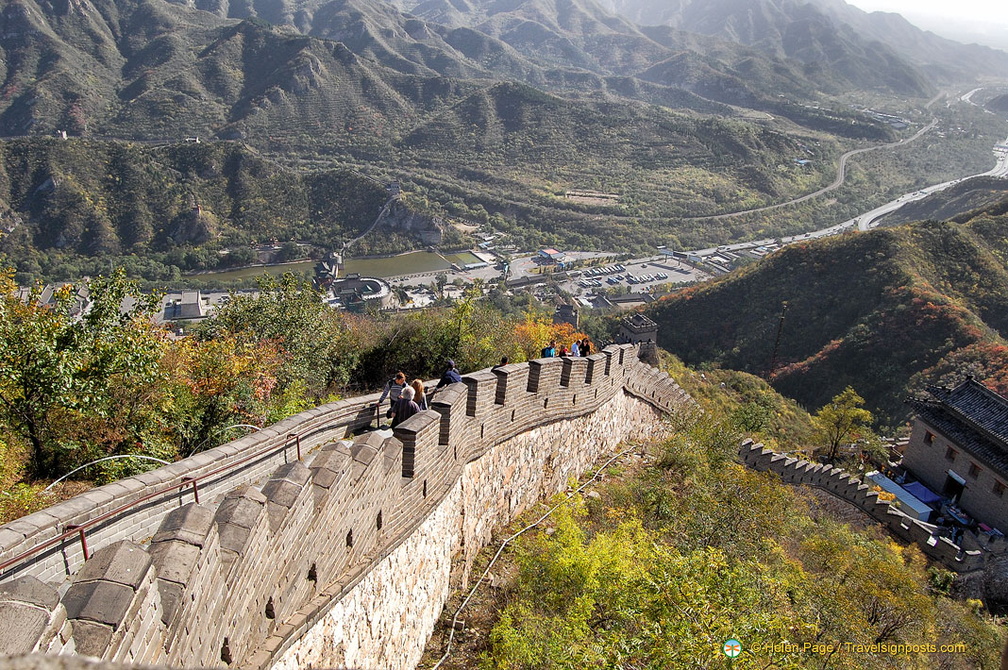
[
  {"xmin": 647, "ymin": 216, "xmax": 1008, "ymax": 425},
  {"xmin": 0, "ymin": 271, "xmax": 593, "ymax": 498}
]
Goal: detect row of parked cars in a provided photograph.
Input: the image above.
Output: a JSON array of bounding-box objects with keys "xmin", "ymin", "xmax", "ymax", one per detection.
[
  {"xmin": 576, "ymin": 263, "xmax": 676, "ymax": 290},
  {"xmin": 584, "ymin": 264, "xmax": 626, "ymax": 277},
  {"xmin": 626, "ymin": 272, "xmax": 669, "ymax": 285}
]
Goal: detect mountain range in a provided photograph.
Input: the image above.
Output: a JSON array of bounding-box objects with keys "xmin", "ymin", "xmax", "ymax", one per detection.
[
  {"xmin": 4, "ymin": 0, "xmax": 1007, "ymax": 142},
  {"xmin": 1, "ymin": 0, "xmax": 1007, "ymax": 276},
  {"xmin": 594, "ymin": 0, "xmax": 1008, "ymax": 85}
]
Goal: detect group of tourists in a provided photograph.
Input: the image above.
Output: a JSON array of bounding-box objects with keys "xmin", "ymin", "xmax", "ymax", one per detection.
[
  {"xmin": 375, "ymin": 359, "xmax": 463, "ymax": 428},
  {"xmin": 540, "ymin": 336, "xmax": 592, "ymax": 358},
  {"xmin": 374, "ymin": 341, "xmax": 593, "ymax": 428}
]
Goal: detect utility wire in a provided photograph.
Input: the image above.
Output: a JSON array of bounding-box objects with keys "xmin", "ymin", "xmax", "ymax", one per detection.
[{"xmin": 428, "ymin": 444, "xmax": 642, "ymax": 670}]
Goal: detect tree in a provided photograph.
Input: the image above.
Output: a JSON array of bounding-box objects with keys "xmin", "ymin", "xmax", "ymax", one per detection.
[
  {"xmin": 0, "ymin": 270, "xmax": 166, "ymax": 478},
  {"xmin": 196, "ymin": 273, "xmax": 358, "ymax": 396},
  {"xmin": 814, "ymin": 386, "xmax": 874, "ymax": 462},
  {"xmin": 162, "ymin": 334, "xmax": 284, "ymax": 456},
  {"xmin": 276, "ymin": 241, "xmax": 302, "ymax": 263},
  {"xmin": 433, "ymin": 272, "xmax": 448, "ymax": 300},
  {"xmin": 392, "ymin": 286, "xmax": 410, "ymax": 307}
]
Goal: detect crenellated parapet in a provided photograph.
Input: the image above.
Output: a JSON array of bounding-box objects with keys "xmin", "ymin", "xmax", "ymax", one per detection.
[
  {"xmin": 737, "ymin": 439, "xmax": 1005, "ymax": 573},
  {"xmin": 0, "ymin": 345, "xmax": 695, "ymax": 669}
]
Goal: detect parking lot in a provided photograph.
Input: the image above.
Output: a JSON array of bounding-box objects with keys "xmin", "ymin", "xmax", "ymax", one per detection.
[{"xmin": 565, "ymin": 256, "xmax": 708, "ymax": 296}]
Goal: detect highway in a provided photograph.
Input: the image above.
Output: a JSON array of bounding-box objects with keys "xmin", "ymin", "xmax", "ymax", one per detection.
[
  {"xmin": 857, "ymin": 133, "xmax": 1008, "ymax": 231},
  {"xmin": 961, "ymin": 88, "xmax": 983, "ymax": 106},
  {"xmin": 685, "ymin": 131, "xmax": 1008, "ymax": 259},
  {"xmin": 681, "ymin": 118, "xmax": 939, "ymax": 221}
]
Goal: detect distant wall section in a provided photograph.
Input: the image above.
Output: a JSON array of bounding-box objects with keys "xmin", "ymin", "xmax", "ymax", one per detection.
[{"xmin": 739, "ymin": 440, "xmax": 1008, "ymax": 573}]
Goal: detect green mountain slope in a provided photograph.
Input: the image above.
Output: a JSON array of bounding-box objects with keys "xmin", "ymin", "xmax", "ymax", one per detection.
[
  {"xmin": 0, "ymin": 138, "xmax": 389, "ymax": 258},
  {"xmin": 646, "ymin": 206, "xmax": 1008, "ymax": 424}
]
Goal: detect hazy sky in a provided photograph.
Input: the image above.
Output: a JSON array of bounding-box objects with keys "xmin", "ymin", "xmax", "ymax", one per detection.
[{"xmin": 846, "ymin": 0, "xmax": 1008, "ymax": 50}]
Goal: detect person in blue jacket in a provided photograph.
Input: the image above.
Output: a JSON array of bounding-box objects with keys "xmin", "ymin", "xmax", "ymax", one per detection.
[{"xmin": 435, "ymin": 359, "xmax": 462, "ymax": 390}]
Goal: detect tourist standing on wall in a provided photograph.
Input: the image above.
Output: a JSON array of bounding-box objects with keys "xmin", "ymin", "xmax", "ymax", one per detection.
[
  {"xmin": 581, "ymin": 337, "xmax": 591, "ymax": 356},
  {"xmin": 390, "ymin": 386, "xmax": 421, "ymax": 427},
  {"xmin": 570, "ymin": 339, "xmax": 580, "ymax": 357},
  {"xmin": 492, "ymin": 356, "xmax": 509, "ymax": 371},
  {"xmin": 541, "ymin": 340, "xmax": 556, "ymax": 358},
  {"xmin": 435, "ymin": 359, "xmax": 463, "ymax": 391},
  {"xmin": 376, "ymin": 372, "xmax": 408, "ymax": 421},
  {"xmin": 411, "ymin": 378, "xmax": 428, "ymax": 411}
]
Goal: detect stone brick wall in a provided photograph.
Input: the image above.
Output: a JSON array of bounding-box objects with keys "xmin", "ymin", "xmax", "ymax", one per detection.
[
  {"xmin": 903, "ymin": 418, "xmax": 1008, "ymax": 532},
  {"xmin": 738, "ymin": 440, "xmax": 1008, "ymax": 572},
  {"xmin": 0, "ymin": 345, "xmax": 694, "ymax": 669},
  {"xmin": 0, "ymin": 396, "xmax": 383, "ymax": 587}
]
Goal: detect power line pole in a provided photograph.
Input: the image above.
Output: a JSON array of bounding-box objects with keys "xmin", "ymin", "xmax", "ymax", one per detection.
[{"xmin": 767, "ymin": 301, "xmax": 788, "ymax": 378}]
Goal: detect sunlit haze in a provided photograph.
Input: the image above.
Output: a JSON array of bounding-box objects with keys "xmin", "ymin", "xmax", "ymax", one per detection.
[{"xmin": 845, "ymin": 0, "xmax": 1008, "ymax": 50}]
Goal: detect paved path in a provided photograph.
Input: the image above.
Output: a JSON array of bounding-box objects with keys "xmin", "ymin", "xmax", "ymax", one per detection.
[{"xmin": 681, "ymin": 118, "xmax": 939, "ymax": 221}]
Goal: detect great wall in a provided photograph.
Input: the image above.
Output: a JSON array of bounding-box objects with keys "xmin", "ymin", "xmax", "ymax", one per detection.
[
  {"xmin": 739, "ymin": 440, "xmax": 1008, "ymax": 572},
  {"xmin": 9, "ymin": 343, "xmax": 1006, "ymax": 669},
  {"xmin": 0, "ymin": 344, "xmax": 694, "ymax": 669}
]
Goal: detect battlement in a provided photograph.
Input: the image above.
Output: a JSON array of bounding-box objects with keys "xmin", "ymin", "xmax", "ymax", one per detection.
[
  {"xmin": 0, "ymin": 345, "xmax": 694, "ymax": 669},
  {"xmin": 737, "ymin": 440, "xmax": 1008, "ymax": 572}
]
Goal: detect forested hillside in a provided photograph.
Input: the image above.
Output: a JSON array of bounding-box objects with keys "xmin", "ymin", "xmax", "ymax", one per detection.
[
  {"xmin": 0, "ymin": 139, "xmax": 396, "ymax": 282},
  {"xmin": 647, "ymin": 201, "xmax": 1008, "ymax": 425}
]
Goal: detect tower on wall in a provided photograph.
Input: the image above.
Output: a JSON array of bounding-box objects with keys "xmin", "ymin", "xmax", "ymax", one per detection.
[
  {"xmin": 553, "ymin": 302, "xmax": 579, "ymax": 329},
  {"xmin": 619, "ymin": 313, "xmax": 659, "ymax": 365},
  {"xmin": 619, "ymin": 313, "xmax": 657, "ymax": 344}
]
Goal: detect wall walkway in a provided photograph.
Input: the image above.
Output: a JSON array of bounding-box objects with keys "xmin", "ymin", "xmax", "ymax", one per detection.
[{"xmin": 0, "ymin": 345, "xmax": 694, "ymax": 669}]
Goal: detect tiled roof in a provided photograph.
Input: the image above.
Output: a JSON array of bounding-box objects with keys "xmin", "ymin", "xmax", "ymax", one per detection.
[
  {"xmin": 621, "ymin": 312, "xmax": 657, "ymax": 329},
  {"xmin": 908, "ymin": 378, "xmax": 1008, "ymax": 473},
  {"xmin": 931, "ymin": 378, "xmax": 1008, "ymax": 447}
]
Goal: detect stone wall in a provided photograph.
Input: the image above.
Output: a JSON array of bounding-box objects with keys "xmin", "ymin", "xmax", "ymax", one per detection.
[
  {"xmin": 0, "ymin": 397, "xmax": 382, "ymax": 587},
  {"xmin": 0, "ymin": 345, "xmax": 693, "ymax": 669},
  {"xmin": 738, "ymin": 440, "xmax": 1008, "ymax": 572},
  {"xmin": 272, "ymin": 390, "xmax": 666, "ymax": 670}
]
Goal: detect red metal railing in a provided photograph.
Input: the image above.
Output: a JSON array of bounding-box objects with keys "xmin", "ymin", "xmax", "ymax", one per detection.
[{"xmin": 0, "ymin": 432, "xmax": 304, "ymax": 577}]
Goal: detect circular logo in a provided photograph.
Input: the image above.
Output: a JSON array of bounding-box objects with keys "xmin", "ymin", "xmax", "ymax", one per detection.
[{"xmin": 723, "ymin": 639, "xmax": 742, "ymax": 658}]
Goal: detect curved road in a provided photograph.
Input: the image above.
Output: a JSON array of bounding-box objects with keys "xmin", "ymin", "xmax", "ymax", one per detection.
[
  {"xmin": 683, "ymin": 117, "xmax": 939, "ymax": 221},
  {"xmin": 685, "ymin": 131, "xmax": 1008, "ymax": 258}
]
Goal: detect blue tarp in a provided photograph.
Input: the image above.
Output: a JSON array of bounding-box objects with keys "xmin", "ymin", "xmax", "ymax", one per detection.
[{"xmin": 904, "ymin": 481, "xmax": 943, "ymax": 506}]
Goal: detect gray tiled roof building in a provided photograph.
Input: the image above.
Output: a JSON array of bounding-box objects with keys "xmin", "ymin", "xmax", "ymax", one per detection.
[{"xmin": 904, "ymin": 378, "xmax": 1008, "ymax": 531}]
